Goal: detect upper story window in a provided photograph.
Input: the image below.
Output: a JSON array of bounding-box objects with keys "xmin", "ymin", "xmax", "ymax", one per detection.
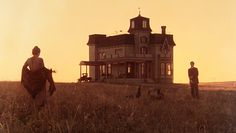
[
  {"xmin": 140, "ymin": 47, "xmax": 148, "ymax": 54},
  {"xmin": 142, "ymin": 20, "xmax": 147, "ymax": 28},
  {"xmin": 115, "ymin": 48, "xmax": 122, "ymax": 54},
  {"xmin": 131, "ymin": 21, "xmax": 135, "ymax": 29},
  {"xmin": 115, "ymin": 48, "xmax": 123, "ymax": 57},
  {"xmin": 102, "ymin": 52, "xmax": 106, "ymax": 59},
  {"xmin": 140, "ymin": 36, "xmax": 148, "ymax": 43},
  {"xmin": 98, "ymin": 52, "xmax": 102, "ymax": 59},
  {"xmin": 166, "ymin": 63, "xmax": 172, "ymax": 76},
  {"xmin": 141, "ymin": 63, "xmax": 145, "ymax": 76}
]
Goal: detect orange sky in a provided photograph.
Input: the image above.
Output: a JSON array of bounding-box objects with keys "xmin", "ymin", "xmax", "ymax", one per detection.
[{"xmin": 0, "ymin": 0, "xmax": 236, "ymax": 83}]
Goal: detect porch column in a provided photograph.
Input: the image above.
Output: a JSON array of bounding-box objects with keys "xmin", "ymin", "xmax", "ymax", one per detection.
[
  {"xmin": 80, "ymin": 64, "xmax": 82, "ymax": 79},
  {"xmin": 146, "ymin": 62, "xmax": 149, "ymax": 78},
  {"xmin": 111, "ymin": 63, "xmax": 112, "ymax": 76},
  {"xmin": 125, "ymin": 62, "xmax": 128, "ymax": 78},
  {"xmin": 134, "ymin": 62, "xmax": 138, "ymax": 78},
  {"xmin": 98, "ymin": 65, "xmax": 100, "ymax": 80},
  {"xmin": 144, "ymin": 62, "xmax": 147, "ymax": 78},
  {"xmin": 106, "ymin": 64, "xmax": 108, "ymax": 79},
  {"xmin": 145, "ymin": 61, "xmax": 148, "ymax": 79},
  {"xmin": 85, "ymin": 65, "xmax": 87, "ymax": 74}
]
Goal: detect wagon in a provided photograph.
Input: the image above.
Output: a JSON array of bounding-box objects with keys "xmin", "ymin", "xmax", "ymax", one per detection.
[{"xmin": 78, "ymin": 73, "xmax": 92, "ymax": 82}]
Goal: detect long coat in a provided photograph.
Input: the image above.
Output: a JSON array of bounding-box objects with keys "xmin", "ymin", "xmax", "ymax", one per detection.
[{"xmin": 188, "ymin": 67, "xmax": 199, "ymax": 84}]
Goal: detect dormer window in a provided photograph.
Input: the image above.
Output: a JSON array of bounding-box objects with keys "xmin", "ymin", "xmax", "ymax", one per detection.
[
  {"xmin": 142, "ymin": 20, "xmax": 147, "ymax": 28},
  {"xmin": 131, "ymin": 21, "xmax": 135, "ymax": 28}
]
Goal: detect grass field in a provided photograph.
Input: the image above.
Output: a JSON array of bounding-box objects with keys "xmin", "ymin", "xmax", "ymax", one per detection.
[{"xmin": 0, "ymin": 81, "xmax": 236, "ymax": 133}]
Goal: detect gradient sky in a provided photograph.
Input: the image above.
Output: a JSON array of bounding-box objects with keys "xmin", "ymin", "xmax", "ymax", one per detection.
[{"xmin": 0, "ymin": 0, "xmax": 236, "ymax": 83}]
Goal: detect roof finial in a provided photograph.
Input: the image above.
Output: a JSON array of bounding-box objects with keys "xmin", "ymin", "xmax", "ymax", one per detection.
[{"xmin": 138, "ymin": 7, "xmax": 141, "ymax": 16}]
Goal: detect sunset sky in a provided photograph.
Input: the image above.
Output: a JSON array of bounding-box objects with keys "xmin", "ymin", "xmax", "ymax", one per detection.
[{"xmin": 0, "ymin": 0, "xmax": 236, "ymax": 83}]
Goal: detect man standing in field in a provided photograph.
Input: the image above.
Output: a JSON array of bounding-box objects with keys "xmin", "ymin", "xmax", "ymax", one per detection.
[{"xmin": 188, "ymin": 61, "xmax": 199, "ymax": 98}]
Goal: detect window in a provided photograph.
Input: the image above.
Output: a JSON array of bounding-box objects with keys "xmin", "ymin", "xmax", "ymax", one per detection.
[
  {"xmin": 128, "ymin": 63, "xmax": 131, "ymax": 73},
  {"xmin": 141, "ymin": 63, "xmax": 145, "ymax": 76},
  {"xmin": 100, "ymin": 65, "xmax": 106, "ymax": 76},
  {"xmin": 161, "ymin": 63, "xmax": 165, "ymax": 75},
  {"xmin": 102, "ymin": 52, "xmax": 106, "ymax": 59},
  {"xmin": 142, "ymin": 20, "xmax": 147, "ymax": 28},
  {"xmin": 115, "ymin": 49, "xmax": 118, "ymax": 54},
  {"xmin": 140, "ymin": 36, "xmax": 148, "ymax": 43},
  {"xmin": 108, "ymin": 64, "xmax": 112, "ymax": 74},
  {"xmin": 166, "ymin": 63, "xmax": 172, "ymax": 76},
  {"xmin": 131, "ymin": 21, "xmax": 135, "ymax": 28},
  {"xmin": 99, "ymin": 53, "xmax": 102, "ymax": 59},
  {"xmin": 102, "ymin": 65, "xmax": 106, "ymax": 75},
  {"xmin": 115, "ymin": 48, "xmax": 122, "ymax": 57},
  {"xmin": 140, "ymin": 47, "xmax": 148, "ymax": 54},
  {"xmin": 99, "ymin": 66, "xmax": 102, "ymax": 75}
]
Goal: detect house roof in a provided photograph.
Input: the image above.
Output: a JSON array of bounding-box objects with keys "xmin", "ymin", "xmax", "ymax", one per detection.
[
  {"xmin": 128, "ymin": 15, "xmax": 152, "ymax": 33},
  {"xmin": 87, "ymin": 34, "xmax": 135, "ymax": 46},
  {"xmin": 150, "ymin": 34, "xmax": 176, "ymax": 46},
  {"xmin": 87, "ymin": 33, "xmax": 175, "ymax": 46},
  {"xmin": 130, "ymin": 14, "xmax": 149, "ymax": 20}
]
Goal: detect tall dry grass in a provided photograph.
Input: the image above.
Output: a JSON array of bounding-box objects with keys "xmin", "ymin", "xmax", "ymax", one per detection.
[{"xmin": 0, "ymin": 81, "xmax": 236, "ymax": 133}]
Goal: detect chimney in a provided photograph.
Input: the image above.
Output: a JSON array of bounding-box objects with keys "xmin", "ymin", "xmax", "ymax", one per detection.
[{"xmin": 161, "ymin": 26, "xmax": 166, "ymax": 34}]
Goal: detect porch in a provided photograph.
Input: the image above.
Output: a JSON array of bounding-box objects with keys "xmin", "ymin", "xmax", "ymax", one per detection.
[{"xmin": 79, "ymin": 59, "xmax": 155, "ymax": 82}]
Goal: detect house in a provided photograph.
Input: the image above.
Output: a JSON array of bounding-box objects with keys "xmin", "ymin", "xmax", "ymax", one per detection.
[{"xmin": 80, "ymin": 14, "xmax": 176, "ymax": 83}]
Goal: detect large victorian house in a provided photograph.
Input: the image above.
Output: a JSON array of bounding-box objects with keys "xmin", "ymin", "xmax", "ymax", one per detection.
[{"xmin": 80, "ymin": 14, "xmax": 176, "ymax": 83}]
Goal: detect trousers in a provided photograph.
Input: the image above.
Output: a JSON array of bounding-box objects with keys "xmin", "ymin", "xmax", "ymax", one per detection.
[{"xmin": 190, "ymin": 83, "xmax": 199, "ymax": 98}]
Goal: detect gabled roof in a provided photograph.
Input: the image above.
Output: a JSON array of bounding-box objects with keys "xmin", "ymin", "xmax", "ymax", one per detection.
[{"xmin": 150, "ymin": 34, "xmax": 176, "ymax": 46}]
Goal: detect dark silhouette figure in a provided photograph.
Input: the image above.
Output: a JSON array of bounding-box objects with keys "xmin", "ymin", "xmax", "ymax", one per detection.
[
  {"xmin": 21, "ymin": 46, "xmax": 56, "ymax": 107},
  {"xmin": 126, "ymin": 85, "xmax": 141, "ymax": 98},
  {"xmin": 135, "ymin": 85, "xmax": 141, "ymax": 98},
  {"xmin": 148, "ymin": 87, "xmax": 164, "ymax": 100},
  {"xmin": 188, "ymin": 61, "xmax": 199, "ymax": 98},
  {"xmin": 156, "ymin": 88, "xmax": 164, "ymax": 99}
]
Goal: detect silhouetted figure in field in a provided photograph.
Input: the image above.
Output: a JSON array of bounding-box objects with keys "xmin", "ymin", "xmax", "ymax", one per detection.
[
  {"xmin": 136, "ymin": 85, "xmax": 141, "ymax": 98},
  {"xmin": 21, "ymin": 46, "xmax": 56, "ymax": 107},
  {"xmin": 148, "ymin": 87, "xmax": 164, "ymax": 100},
  {"xmin": 126, "ymin": 85, "xmax": 141, "ymax": 98},
  {"xmin": 188, "ymin": 61, "xmax": 199, "ymax": 98}
]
